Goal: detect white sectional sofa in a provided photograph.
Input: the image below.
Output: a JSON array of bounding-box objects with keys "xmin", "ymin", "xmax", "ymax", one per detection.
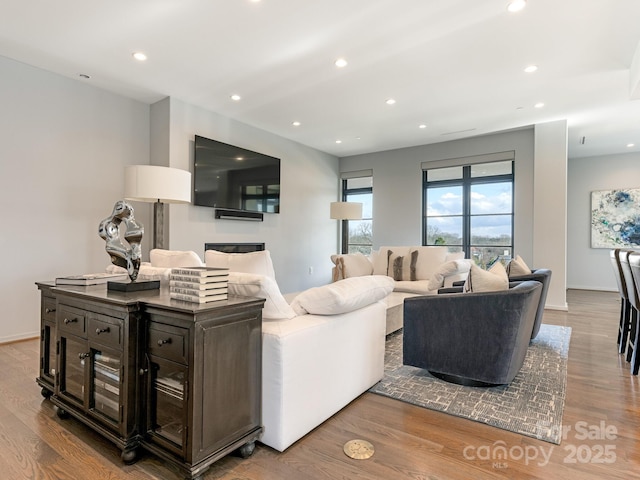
[
  {"xmin": 331, "ymin": 246, "xmax": 471, "ymax": 334},
  {"xmin": 258, "ymin": 279, "xmax": 391, "ymax": 451},
  {"xmin": 110, "ymin": 248, "xmax": 393, "ymax": 452}
]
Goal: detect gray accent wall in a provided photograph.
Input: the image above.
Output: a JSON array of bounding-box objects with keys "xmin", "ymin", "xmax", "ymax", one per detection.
[
  {"xmin": 568, "ymin": 152, "xmax": 640, "ymax": 291},
  {"xmin": 0, "ymin": 55, "xmax": 150, "ymax": 343},
  {"xmin": 0, "ymin": 56, "xmax": 339, "ymax": 343},
  {"xmin": 150, "ymin": 97, "xmax": 340, "ymax": 295},
  {"xmin": 340, "ymin": 125, "xmax": 569, "ymax": 310}
]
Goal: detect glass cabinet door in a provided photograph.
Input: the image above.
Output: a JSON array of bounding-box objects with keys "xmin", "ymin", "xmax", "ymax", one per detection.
[
  {"xmin": 92, "ymin": 349, "xmax": 121, "ymax": 424},
  {"xmin": 59, "ymin": 336, "xmax": 88, "ymax": 405},
  {"xmin": 41, "ymin": 321, "xmax": 56, "ymax": 384},
  {"xmin": 148, "ymin": 357, "xmax": 187, "ymax": 451}
]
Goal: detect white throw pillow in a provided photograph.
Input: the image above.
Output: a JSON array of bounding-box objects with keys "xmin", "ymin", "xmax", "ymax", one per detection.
[
  {"xmin": 507, "ymin": 255, "xmax": 532, "ymax": 276},
  {"xmin": 335, "ymin": 252, "xmax": 373, "ymax": 278},
  {"xmin": 445, "ymin": 251, "xmax": 465, "ymax": 263},
  {"xmin": 290, "ymin": 275, "xmax": 394, "ymax": 316},
  {"xmin": 205, "ymin": 249, "xmax": 276, "ymax": 279},
  {"xmin": 427, "ymin": 259, "xmax": 471, "ymax": 291},
  {"xmin": 410, "ymin": 246, "xmax": 448, "ymax": 280},
  {"xmin": 150, "ymin": 249, "xmax": 203, "ymax": 268},
  {"xmin": 227, "ymin": 272, "xmax": 296, "ymax": 320},
  {"xmin": 463, "ymin": 262, "xmax": 509, "ymax": 293}
]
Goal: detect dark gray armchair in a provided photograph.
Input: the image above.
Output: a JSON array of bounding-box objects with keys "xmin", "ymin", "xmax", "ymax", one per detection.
[
  {"xmin": 452, "ymin": 268, "xmax": 551, "ymax": 340},
  {"xmin": 403, "ymin": 280, "xmax": 542, "ymax": 386},
  {"xmin": 508, "ymin": 269, "xmax": 551, "ymax": 339}
]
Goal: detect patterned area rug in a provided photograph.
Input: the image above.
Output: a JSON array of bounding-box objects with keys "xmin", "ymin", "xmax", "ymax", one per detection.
[{"xmin": 369, "ymin": 324, "xmax": 571, "ymax": 444}]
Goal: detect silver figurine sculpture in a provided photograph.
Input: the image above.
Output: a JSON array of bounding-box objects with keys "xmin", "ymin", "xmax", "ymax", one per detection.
[{"xmin": 98, "ymin": 200, "xmax": 143, "ymax": 282}]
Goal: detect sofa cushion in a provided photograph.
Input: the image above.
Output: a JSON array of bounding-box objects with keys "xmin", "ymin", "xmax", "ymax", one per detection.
[
  {"xmin": 150, "ymin": 249, "xmax": 203, "ymax": 268},
  {"xmin": 411, "ymin": 246, "xmax": 449, "ymax": 280},
  {"xmin": 507, "ymin": 255, "xmax": 532, "ymax": 276},
  {"xmin": 387, "ymin": 250, "xmax": 418, "ymax": 281},
  {"xmin": 290, "ymin": 275, "xmax": 394, "ymax": 316},
  {"xmin": 393, "ymin": 280, "xmax": 433, "ymax": 295},
  {"xmin": 373, "ymin": 247, "xmax": 410, "ymax": 275},
  {"xmin": 463, "ymin": 262, "xmax": 509, "ymax": 293},
  {"xmin": 427, "ymin": 259, "xmax": 471, "ymax": 291},
  {"xmin": 333, "ymin": 252, "xmax": 373, "ymax": 279},
  {"xmin": 445, "ymin": 251, "xmax": 465, "ymax": 262},
  {"xmin": 107, "ymin": 262, "xmax": 172, "ymax": 281},
  {"xmin": 205, "ymin": 249, "xmax": 276, "ymax": 279},
  {"xmin": 227, "ymin": 272, "xmax": 296, "ymax": 320}
]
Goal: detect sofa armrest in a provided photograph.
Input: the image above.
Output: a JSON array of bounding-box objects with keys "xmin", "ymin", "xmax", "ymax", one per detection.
[{"xmin": 440, "ymin": 280, "xmax": 527, "ymax": 294}]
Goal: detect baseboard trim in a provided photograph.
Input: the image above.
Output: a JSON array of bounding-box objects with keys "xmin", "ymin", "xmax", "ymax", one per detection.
[
  {"xmin": 0, "ymin": 333, "xmax": 39, "ymax": 345},
  {"xmin": 567, "ymin": 285, "xmax": 618, "ymax": 293},
  {"xmin": 545, "ymin": 304, "xmax": 569, "ymax": 312}
]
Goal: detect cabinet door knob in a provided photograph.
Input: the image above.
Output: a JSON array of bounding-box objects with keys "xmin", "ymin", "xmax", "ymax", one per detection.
[
  {"xmin": 139, "ymin": 368, "xmax": 148, "ymax": 376},
  {"xmin": 64, "ymin": 317, "xmax": 77, "ymax": 325},
  {"xmin": 78, "ymin": 352, "xmax": 90, "ymax": 360},
  {"xmin": 95, "ymin": 327, "xmax": 110, "ymax": 335},
  {"xmin": 157, "ymin": 338, "xmax": 172, "ymax": 346},
  {"xmin": 45, "ymin": 307, "xmax": 56, "ymax": 314}
]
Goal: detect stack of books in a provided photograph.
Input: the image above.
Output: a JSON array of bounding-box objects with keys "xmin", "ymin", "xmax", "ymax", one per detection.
[{"xmin": 169, "ymin": 267, "xmax": 229, "ymax": 303}]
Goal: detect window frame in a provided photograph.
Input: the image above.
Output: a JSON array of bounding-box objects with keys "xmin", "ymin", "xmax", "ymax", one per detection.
[
  {"xmin": 422, "ymin": 161, "xmax": 514, "ymax": 265},
  {"xmin": 341, "ymin": 176, "xmax": 373, "ymax": 255}
]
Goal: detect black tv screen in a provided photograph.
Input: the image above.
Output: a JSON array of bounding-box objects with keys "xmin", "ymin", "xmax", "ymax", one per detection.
[{"xmin": 193, "ymin": 135, "xmax": 280, "ymax": 214}]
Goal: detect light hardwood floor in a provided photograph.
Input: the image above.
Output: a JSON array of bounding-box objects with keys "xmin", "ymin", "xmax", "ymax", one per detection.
[{"xmin": 1, "ymin": 289, "xmax": 639, "ymax": 479}]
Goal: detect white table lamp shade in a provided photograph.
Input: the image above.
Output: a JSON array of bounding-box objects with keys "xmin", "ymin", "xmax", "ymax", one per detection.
[
  {"xmin": 125, "ymin": 165, "xmax": 191, "ymax": 204},
  {"xmin": 330, "ymin": 202, "xmax": 363, "ymax": 220}
]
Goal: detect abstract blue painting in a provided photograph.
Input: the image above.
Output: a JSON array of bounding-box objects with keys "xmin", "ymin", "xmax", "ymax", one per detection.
[{"xmin": 591, "ymin": 188, "xmax": 640, "ymax": 248}]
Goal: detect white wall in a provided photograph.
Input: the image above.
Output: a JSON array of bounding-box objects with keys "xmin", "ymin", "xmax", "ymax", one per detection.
[
  {"xmin": 0, "ymin": 55, "xmax": 150, "ymax": 343},
  {"xmin": 568, "ymin": 151, "xmax": 640, "ymax": 291},
  {"xmin": 533, "ymin": 120, "xmax": 568, "ymax": 310},
  {"xmin": 149, "ymin": 97, "xmax": 340, "ymax": 294}
]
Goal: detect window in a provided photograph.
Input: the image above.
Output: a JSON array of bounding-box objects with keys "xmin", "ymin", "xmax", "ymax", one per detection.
[
  {"xmin": 423, "ymin": 159, "xmax": 513, "ymax": 267},
  {"xmin": 342, "ymin": 175, "xmax": 373, "ymax": 255}
]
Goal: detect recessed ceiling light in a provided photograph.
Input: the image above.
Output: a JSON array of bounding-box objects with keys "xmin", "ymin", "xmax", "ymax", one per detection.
[
  {"xmin": 534, "ymin": 102, "xmax": 545, "ymax": 108},
  {"xmin": 524, "ymin": 65, "xmax": 538, "ymax": 73},
  {"xmin": 132, "ymin": 52, "xmax": 147, "ymax": 61},
  {"xmin": 419, "ymin": 124, "xmax": 427, "ymax": 129},
  {"xmin": 627, "ymin": 143, "xmax": 635, "ymax": 148},
  {"xmin": 335, "ymin": 58, "xmax": 348, "ymax": 68},
  {"xmin": 292, "ymin": 121, "xmax": 301, "ymax": 127},
  {"xmin": 385, "ymin": 98, "xmax": 396, "ymax": 105},
  {"xmin": 336, "ymin": 140, "xmax": 342, "ymax": 144},
  {"xmin": 231, "ymin": 94, "xmax": 242, "ymax": 101},
  {"xmin": 507, "ymin": 0, "xmax": 526, "ymax": 13}
]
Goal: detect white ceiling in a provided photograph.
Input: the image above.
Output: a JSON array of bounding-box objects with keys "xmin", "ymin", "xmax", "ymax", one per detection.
[{"xmin": 2, "ymin": 0, "xmax": 640, "ymax": 159}]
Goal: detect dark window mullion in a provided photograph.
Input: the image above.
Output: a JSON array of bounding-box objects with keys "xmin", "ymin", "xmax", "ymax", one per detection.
[{"xmin": 462, "ymin": 166, "xmax": 472, "ymax": 259}]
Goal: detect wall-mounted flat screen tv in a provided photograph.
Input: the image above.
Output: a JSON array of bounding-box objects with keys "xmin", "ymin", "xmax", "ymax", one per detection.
[{"xmin": 193, "ymin": 135, "xmax": 280, "ymax": 214}]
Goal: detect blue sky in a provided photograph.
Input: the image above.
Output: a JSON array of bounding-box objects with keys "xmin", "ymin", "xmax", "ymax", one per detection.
[{"xmin": 427, "ymin": 182, "xmax": 512, "ymax": 238}]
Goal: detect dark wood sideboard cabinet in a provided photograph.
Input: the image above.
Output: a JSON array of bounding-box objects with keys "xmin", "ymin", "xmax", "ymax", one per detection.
[{"xmin": 36, "ymin": 282, "xmax": 265, "ymax": 480}]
